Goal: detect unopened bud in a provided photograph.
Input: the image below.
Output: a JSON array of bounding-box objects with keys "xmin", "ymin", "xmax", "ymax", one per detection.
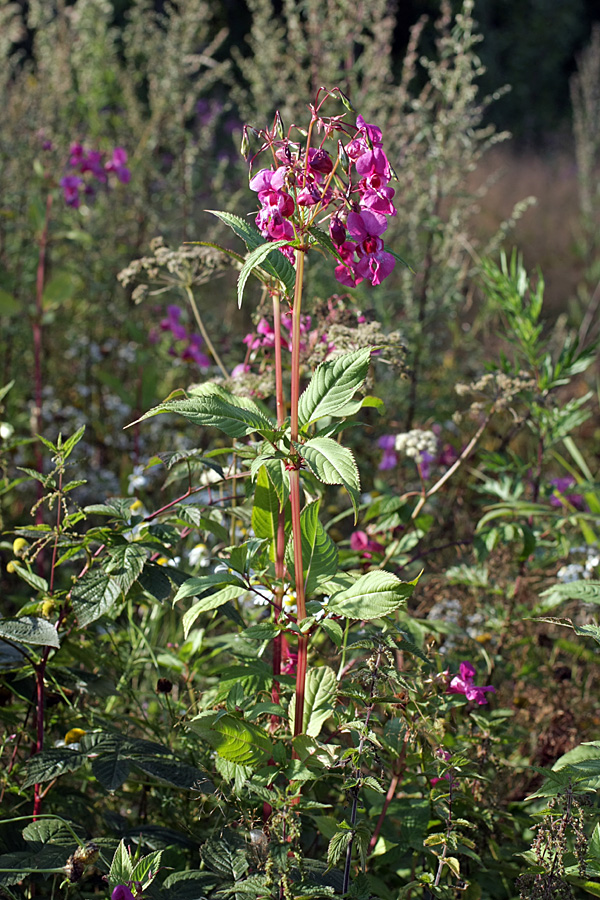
[
  {"xmin": 337, "ymin": 140, "xmax": 349, "ymax": 173},
  {"xmin": 329, "ymin": 216, "xmax": 346, "ymax": 246}
]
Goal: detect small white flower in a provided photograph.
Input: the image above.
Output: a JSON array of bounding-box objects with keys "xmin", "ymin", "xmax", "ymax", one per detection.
[
  {"xmin": 127, "ymin": 464, "xmax": 148, "ymax": 494},
  {"xmin": 188, "ymin": 543, "xmax": 210, "ymax": 567}
]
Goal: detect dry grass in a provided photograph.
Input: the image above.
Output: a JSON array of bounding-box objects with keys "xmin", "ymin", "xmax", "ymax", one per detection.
[{"xmin": 470, "ymin": 144, "xmax": 584, "ymax": 314}]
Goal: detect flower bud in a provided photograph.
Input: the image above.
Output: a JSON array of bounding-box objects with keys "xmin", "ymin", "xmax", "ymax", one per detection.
[{"xmin": 329, "ymin": 216, "xmax": 346, "ymax": 246}]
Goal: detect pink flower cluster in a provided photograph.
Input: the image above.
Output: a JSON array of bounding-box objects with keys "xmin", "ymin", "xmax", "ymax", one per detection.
[
  {"xmin": 60, "ymin": 143, "xmax": 130, "ymax": 208},
  {"xmin": 149, "ymin": 305, "xmax": 210, "ymax": 369},
  {"xmin": 243, "ymin": 312, "xmax": 312, "ymax": 354},
  {"xmin": 248, "ymin": 113, "xmax": 397, "ymax": 285},
  {"xmin": 447, "ymin": 661, "xmax": 495, "ymax": 706}
]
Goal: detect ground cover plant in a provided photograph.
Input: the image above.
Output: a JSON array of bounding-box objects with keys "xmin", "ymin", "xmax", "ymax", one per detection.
[{"xmin": 1, "ymin": 3, "xmax": 600, "ymax": 899}]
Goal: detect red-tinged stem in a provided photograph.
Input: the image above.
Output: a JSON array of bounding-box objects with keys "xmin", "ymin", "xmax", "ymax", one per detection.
[
  {"xmin": 33, "ymin": 193, "xmax": 52, "ymax": 542},
  {"xmin": 271, "ymin": 291, "xmax": 286, "ymax": 726},
  {"xmin": 290, "ymin": 248, "xmax": 308, "ymax": 739}
]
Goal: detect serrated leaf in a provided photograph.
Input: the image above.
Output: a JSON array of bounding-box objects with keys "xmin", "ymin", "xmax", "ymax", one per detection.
[
  {"xmin": 0, "ymin": 616, "xmax": 59, "ymax": 648},
  {"xmin": 134, "ymin": 756, "xmax": 214, "ymax": 792},
  {"xmin": 238, "ymin": 240, "xmax": 290, "ymax": 307},
  {"xmin": 540, "ymin": 580, "xmax": 600, "ymax": 609},
  {"xmin": 251, "ymin": 466, "xmax": 279, "ymax": 550},
  {"xmin": 109, "ymin": 840, "xmax": 134, "ymax": 892},
  {"xmin": 320, "ymin": 618, "xmax": 344, "ymax": 646},
  {"xmin": 138, "ymin": 563, "xmax": 173, "ymax": 601},
  {"xmin": 328, "ymin": 572, "xmax": 419, "ymax": 619},
  {"xmin": 298, "ymin": 348, "xmax": 371, "ymax": 427},
  {"xmin": 201, "ymin": 838, "xmax": 249, "ymax": 881},
  {"xmin": 302, "ymin": 437, "xmax": 360, "ymax": 519},
  {"xmin": 207, "ymin": 210, "xmax": 296, "ymax": 296},
  {"xmin": 290, "ymin": 666, "xmax": 337, "ymax": 737},
  {"xmin": 251, "ymin": 453, "xmax": 289, "ymax": 507},
  {"xmin": 22, "ymin": 748, "xmax": 85, "ymax": 788},
  {"xmin": 182, "ymin": 585, "xmax": 245, "ymax": 637},
  {"xmin": 308, "ymin": 225, "xmax": 344, "ymax": 261},
  {"xmin": 22, "ymin": 819, "xmax": 83, "ymax": 848},
  {"xmin": 135, "ymin": 384, "xmax": 274, "ymax": 439},
  {"xmin": 70, "ymin": 571, "xmax": 123, "ymax": 627},
  {"xmin": 327, "ymin": 829, "xmax": 352, "ymax": 869},
  {"xmin": 131, "ymin": 850, "xmax": 163, "ymax": 889},
  {"xmin": 285, "ymin": 500, "xmax": 338, "ymax": 595},
  {"xmin": 105, "ymin": 543, "xmax": 147, "ymax": 592},
  {"xmin": 208, "ymin": 714, "xmax": 272, "ymax": 765}
]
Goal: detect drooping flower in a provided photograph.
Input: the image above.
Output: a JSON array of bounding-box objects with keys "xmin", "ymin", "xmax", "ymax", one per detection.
[
  {"xmin": 347, "ymin": 210, "xmax": 395, "ymax": 286},
  {"xmin": 111, "ymin": 886, "xmax": 135, "ymax": 900},
  {"xmin": 447, "ymin": 661, "xmax": 495, "ymax": 705}
]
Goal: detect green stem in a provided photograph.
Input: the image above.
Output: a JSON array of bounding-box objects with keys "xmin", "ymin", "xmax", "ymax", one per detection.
[{"xmin": 184, "ymin": 284, "xmax": 229, "ymax": 378}]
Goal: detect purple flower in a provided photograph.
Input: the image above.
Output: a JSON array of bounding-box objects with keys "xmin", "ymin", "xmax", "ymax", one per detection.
[
  {"xmin": 549, "ymin": 476, "xmax": 584, "ymax": 510},
  {"xmin": 105, "ymin": 147, "xmax": 131, "ymax": 184},
  {"xmin": 347, "ymin": 210, "xmax": 395, "ymax": 286},
  {"xmin": 447, "ymin": 661, "xmax": 495, "ymax": 706},
  {"xmin": 111, "ymin": 886, "xmax": 135, "ymax": 900},
  {"xmin": 378, "ymin": 434, "xmax": 397, "ymax": 470},
  {"xmin": 181, "ymin": 334, "xmax": 211, "ymax": 368},
  {"xmin": 160, "ymin": 305, "xmax": 187, "ymax": 341},
  {"xmin": 60, "ymin": 175, "xmax": 83, "ymax": 208},
  {"xmin": 350, "ymin": 530, "xmax": 383, "ymax": 557}
]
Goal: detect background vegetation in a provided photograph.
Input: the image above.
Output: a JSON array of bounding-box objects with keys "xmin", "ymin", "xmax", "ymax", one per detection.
[{"xmin": 0, "ymin": 1, "xmax": 599, "ymax": 898}]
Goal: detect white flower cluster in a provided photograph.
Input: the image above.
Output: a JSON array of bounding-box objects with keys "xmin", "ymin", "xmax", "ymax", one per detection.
[
  {"xmin": 394, "ymin": 429, "xmax": 437, "ymax": 462},
  {"xmin": 557, "ymin": 545, "xmax": 600, "ymax": 583}
]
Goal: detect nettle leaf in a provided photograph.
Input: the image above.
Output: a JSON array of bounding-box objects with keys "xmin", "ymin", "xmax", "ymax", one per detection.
[
  {"xmin": 327, "ymin": 828, "xmax": 352, "ymax": 868},
  {"xmin": 238, "ymin": 240, "xmax": 290, "ymax": 308},
  {"xmin": 136, "ymin": 383, "xmax": 275, "ymax": 439},
  {"xmin": 183, "ymin": 585, "xmax": 246, "ymax": 638},
  {"xmin": 22, "ymin": 748, "xmax": 86, "ymax": 788},
  {"xmin": 0, "ymin": 616, "xmax": 59, "ymax": 649},
  {"xmin": 208, "ymin": 714, "xmax": 272, "ymax": 766},
  {"xmin": 201, "ymin": 838, "xmax": 249, "ymax": 881},
  {"xmin": 290, "ymin": 665, "xmax": 337, "ymax": 737},
  {"xmin": 539, "ymin": 580, "xmax": 600, "ymax": 610},
  {"xmin": 207, "ymin": 210, "xmax": 296, "ymax": 297},
  {"xmin": 105, "ymin": 543, "xmax": 147, "ymax": 593},
  {"xmin": 70, "ymin": 571, "xmax": 123, "ymax": 627},
  {"xmin": 285, "ymin": 501, "xmax": 338, "ymax": 596},
  {"xmin": 302, "ymin": 437, "xmax": 360, "ymax": 519},
  {"xmin": 252, "ymin": 466, "xmax": 279, "ymax": 550},
  {"xmin": 328, "ymin": 571, "xmax": 420, "ymax": 619},
  {"xmin": 298, "ymin": 348, "xmax": 372, "ymax": 427}
]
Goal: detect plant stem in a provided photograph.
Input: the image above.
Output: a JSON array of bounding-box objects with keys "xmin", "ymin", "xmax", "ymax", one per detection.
[
  {"xmin": 184, "ymin": 284, "xmax": 229, "ymax": 378},
  {"xmin": 33, "ymin": 192, "xmax": 53, "ymax": 543},
  {"xmin": 290, "ymin": 249, "xmax": 308, "ymax": 739},
  {"xmin": 272, "ymin": 290, "xmax": 286, "ymax": 724}
]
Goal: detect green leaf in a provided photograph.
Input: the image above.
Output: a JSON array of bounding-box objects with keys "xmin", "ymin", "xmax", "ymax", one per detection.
[
  {"xmin": 134, "ymin": 756, "xmax": 214, "ymax": 792},
  {"xmin": 201, "ymin": 838, "xmax": 249, "ymax": 881},
  {"xmin": 173, "ymin": 572, "xmax": 243, "ymax": 603},
  {"xmin": 0, "ymin": 616, "xmax": 59, "ymax": 648},
  {"xmin": 298, "ymin": 348, "xmax": 372, "ymax": 427},
  {"xmin": 320, "ymin": 618, "xmax": 344, "ymax": 646},
  {"xmin": 182, "ymin": 585, "xmax": 246, "ymax": 638},
  {"xmin": 22, "ymin": 748, "xmax": 86, "ymax": 788},
  {"xmin": 136, "ymin": 383, "xmax": 274, "ymax": 439},
  {"xmin": 6, "ymin": 562, "xmax": 48, "ymax": 593},
  {"xmin": 573, "ymin": 623, "xmax": 600, "ymax": 645},
  {"xmin": 327, "ymin": 828, "xmax": 352, "ymax": 868},
  {"xmin": 290, "ymin": 666, "xmax": 337, "ymax": 737},
  {"xmin": 70, "ymin": 572, "xmax": 123, "ymax": 627},
  {"xmin": 308, "ymin": 225, "xmax": 345, "ymax": 261},
  {"xmin": 328, "ymin": 571, "xmax": 420, "ymax": 619},
  {"xmin": 251, "ymin": 453, "xmax": 289, "ymax": 507},
  {"xmin": 138, "ymin": 563, "xmax": 173, "ymax": 601},
  {"xmin": 131, "ymin": 851, "xmax": 163, "ymax": 889},
  {"xmin": 539, "ymin": 580, "xmax": 600, "ymax": 610},
  {"xmin": 252, "ymin": 466, "xmax": 279, "ymax": 550},
  {"xmin": 302, "ymin": 437, "xmax": 360, "ymax": 519},
  {"xmin": 207, "ymin": 210, "xmax": 296, "ymax": 296},
  {"xmin": 238, "ymin": 240, "xmax": 291, "ymax": 308},
  {"xmin": 208, "ymin": 714, "xmax": 272, "ymax": 765},
  {"xmin": 109, "ymin": 841, "xmax": 134, "ymax": 892},
  {"xmin": 105, "ymin": 543, "xmax": 147, "ymax": 594},
  {"xmin": 42, "ymin": 271, "xmax": 80, "ymax": 308},
  {"xmin": 285, "ymin": 500, "xmax": 338, "ymax": 595},
  {"xmin": 0, "ymin": 288, "xmax": 19, "ymax": 316}
]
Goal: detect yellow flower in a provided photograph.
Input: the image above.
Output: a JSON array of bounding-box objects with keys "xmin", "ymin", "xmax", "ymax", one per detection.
[
  {"xmin": 6, "ymin": 561, "xmax": 17, "ymax": 574},
  {"xmin": 13, "ymin": 538, "xmax": 28, "ymax": 556},
  {"xmin": 64, "ymin": 728, "xmax": 86, "ymax": 746}
]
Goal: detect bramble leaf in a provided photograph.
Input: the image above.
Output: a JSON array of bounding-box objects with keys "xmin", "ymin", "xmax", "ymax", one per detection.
[{"xmin": 298, "ymin": 348, "xmax": 372, "ymax": 427}]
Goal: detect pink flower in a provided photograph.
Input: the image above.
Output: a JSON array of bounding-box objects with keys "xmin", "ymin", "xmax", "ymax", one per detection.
[
  {"xmin": 347, "ymin": 211, "xmax": 395, "ymax": 286},
  {"xmin": 378, "ymin": 434, "xmax": 397, "ymax": 470},
  {"xmin": 334, "ymin": 241, "xmax": 362, "ymax": 288},
  {"xmin": 350, "ymin": 530, "xmax": 383, "ymax": 558},
  {"xmin": 160, "ymin": 305, "xmax": 187, "ymax": 341},
  {"xmin": 447, "ymin": 661, "xmax": 495, "ymax": 706}
]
